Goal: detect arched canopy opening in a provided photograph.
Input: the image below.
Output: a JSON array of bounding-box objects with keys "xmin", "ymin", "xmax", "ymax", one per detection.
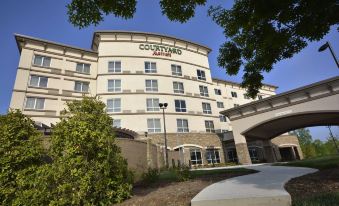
[{"xmin": 242, "ymin": 111, "xmax": 339, "ymax": 139}]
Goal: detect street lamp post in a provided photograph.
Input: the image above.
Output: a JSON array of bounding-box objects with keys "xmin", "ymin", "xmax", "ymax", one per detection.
[
  {"xmin": 159, "ymin": 102, "xmax": 169, "ymax": 168},
  {"xmin": 318, "ymin": 41, "xmax": 339, "ymax": 68}
]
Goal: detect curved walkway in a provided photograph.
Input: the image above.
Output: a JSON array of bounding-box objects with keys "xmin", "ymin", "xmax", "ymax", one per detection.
[{"xmin": 191, "ymin": 165, "xmax": 317, "ymax": 206}]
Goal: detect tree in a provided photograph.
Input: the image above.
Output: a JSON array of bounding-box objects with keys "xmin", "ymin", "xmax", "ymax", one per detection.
[
  {"xmin": 66, "ymin": 0, "xmax": 338, "ymax": 97},
  {"xmin": 290, "ymin": 128, "xmax": 314, "ymax": 158},
  {"xmin": 0, "ymin": 110, "xmax": 44, "ymax": 205},
  {"xmin": 28, "ymin": 97, "xmax": 133, "ymax": 205}
]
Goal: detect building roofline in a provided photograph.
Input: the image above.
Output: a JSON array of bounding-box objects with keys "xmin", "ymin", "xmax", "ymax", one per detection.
[
  {"xmin": 212, "ymin": 77, "xmax": 278, "ymax": 89},
  {"xmin": 91, "ymin": 30, "xmax": 212, "ymax": 53},
  {"xmin": 14, "ymin": 33, "xmax": 98, "ymax": 54},
  {"xmin": 221, "ymin": 75, "xmax": 339, "ymax": 117}
]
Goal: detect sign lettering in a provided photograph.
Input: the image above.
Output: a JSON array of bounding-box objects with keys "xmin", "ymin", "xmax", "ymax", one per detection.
[{"xmin": 139, "ymin": 43, "xmax": 182, "ymax": 57}]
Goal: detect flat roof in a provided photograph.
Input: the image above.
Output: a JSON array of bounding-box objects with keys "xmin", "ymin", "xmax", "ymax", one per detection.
[
  {"xmin": 14, "ymin": 33, "xmax": 97, "ymax": 54},
  {"xmin": 92, "ymin": 30, "xmax": 212, "ymax": 53},
  {"xmin": 212, "ymin": 77, "xmax": 278, "ymax": 89}
]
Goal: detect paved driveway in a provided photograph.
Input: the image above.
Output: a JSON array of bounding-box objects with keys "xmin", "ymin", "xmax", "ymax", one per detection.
[{"xmin": 191, "ymin": 165, "xmax": 317, "ymax": 206}]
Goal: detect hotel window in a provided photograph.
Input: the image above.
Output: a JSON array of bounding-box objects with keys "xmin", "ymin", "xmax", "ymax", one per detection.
[
  {"xmin": 33, "ymin": 55, "xmax": 51, "ymax": 67},
  {"xmin": 74, "ymin": 81, "xmax": 89, "ymax": 92},
  {"xmin": 197, "ymin": 69, "xmax": 206, "ymax": 81},
  {"xmin": 243, "ymin": 94, "xmax": 250, "ymax": 99},
  {"xmin": 227, "ymin": 149, "xmax": 238, "ymax": 163},
  {"xmin": 145, "ymin": 62, "xmax": 157, "ymax": 73},
  {"xmin": 234, "ymin": 104, "xmax": 240, "ymax": 107},
  {"xmin": 231, "ymin": 91, "xmax": 238, "ymax": 98},
  {"xmin": 29, "ymin": 75, "xmax": 48, "ymax": 88},
  {"xmin": 76, "ymin": 63, "xmax": 90, "ymax": 74},
  {"xmin": 171, "ymin": 64, "xmax": 182, "ymax": 76},
  {"xmin": 145, "ymin": 80, "xmax": 158, "ymax": 92},
  {"xmin": 205, "ymin": 120, "xmax": 215, "ymax": 133},
  {"xmin": 108, "ymin": 61, "xmax": 121, "ymax": 73},
  {"xmin": 190, "ymin": 148, "xmax": 202, "ymax": 165},
  {"xmin": 146, "ymin": 98, "xmax": 160, "ymax": 111},
  {"xmin": 199, "ymin": 85, "xmax": 209, "ymax": 97},
  {"xmin": 202, "ymin": 102, "xmax": 212, "ymax": 114},
  {"xmin": 25, "ymin": 97, "xmax": 45, "ymax": 110},
  {"xmin": 219, "ymin": 115, "xmax": 227, "ymax": 122},
  {"xmin": 214, "ymin": 89, "xmax": 222, "ymax": 95},
  {"xmin": 206, "ymin": 149, "xmax": 221, "ymax": 164},
  {"xmin": 113, "ymin": 119, "xmax": 121, "ymax": 128},
  {"xmin": 175, "ymin": 100, "xmax": 187, "ymax": 112},
  {"xmin": 147, "ymin": 118, "xmax": 161, "ymax": 133},
  {"xmin": 177, "ymin": 119, "xmax": 189, "ymax": 133},
  {"xmin": 106, "ymin": 98, "xmax": 121, "ymax": 112},
  {"xmin": 217, "ymin": 101, "xmax": 224, "ymax": 108},
  {"xmin": 173, "ymin": 81, "xmax": 184, "ymax": 94},
  {"xmin": 107, "ymin": 79, "xmax": 121, "ymax": 92}
]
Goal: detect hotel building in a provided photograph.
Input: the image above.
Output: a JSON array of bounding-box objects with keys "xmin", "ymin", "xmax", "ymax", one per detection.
[{"xmin": 10, "ymin": 31, "xmax": 302, "ymax": 166}]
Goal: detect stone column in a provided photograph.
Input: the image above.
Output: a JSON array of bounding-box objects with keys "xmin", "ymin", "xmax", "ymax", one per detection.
[
  {"xmin": 291, "ymin": 146, "xmax": 297, "ymax": 160},
  {"xmin": 263, "ymin": 140, "xmax": 277, "ymax": 163},
  {"xmin": 233, "ymin": 133, "xmax": 252, "ymax": 165}
]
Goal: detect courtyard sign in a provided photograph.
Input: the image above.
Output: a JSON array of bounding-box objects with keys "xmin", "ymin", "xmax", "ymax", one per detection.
[{"xmin": 139, "ymin": 43, "xmax": 182, "ymax": 57}]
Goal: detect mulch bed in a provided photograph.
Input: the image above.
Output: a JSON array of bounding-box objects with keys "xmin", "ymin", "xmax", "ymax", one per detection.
[
  {"xmin": 115, "ymin": 171, "xmax": 254, "ymax": 206},
  {"xmin": 285, "ymin": 167, "xmax": 339, "ymax": 201}
]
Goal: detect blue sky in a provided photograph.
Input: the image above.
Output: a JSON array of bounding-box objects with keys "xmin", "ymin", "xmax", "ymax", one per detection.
[{"xmin": 0, "ymin": 0, "xmax": 338, "ymax": 140}]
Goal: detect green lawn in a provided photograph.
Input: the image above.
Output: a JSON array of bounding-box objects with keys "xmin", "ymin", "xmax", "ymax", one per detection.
[
  {"xmin": 292, "ymin": 192, "xmax": 339, "ymax": 206},
  {"xmin": 274, "ymin": 154, "xmax": 339, "ymax": 170}
]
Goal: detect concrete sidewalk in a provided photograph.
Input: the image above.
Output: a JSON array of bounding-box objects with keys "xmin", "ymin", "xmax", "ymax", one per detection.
[{"xmin": 191, "ymin": 165, "xmax": 317, "ymax": 206}]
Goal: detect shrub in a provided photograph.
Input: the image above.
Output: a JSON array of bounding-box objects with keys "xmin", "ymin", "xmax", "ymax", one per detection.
[
  {"xmin": 0, "ymin": 110, "xmax": 45, "ymax": 205},
  {"xmin": 141, "ymin": 168, "xmax": 160, "ymax": 184},
  {"xmin": 173, "ymin": 165, "xmax": 191, "ymax": 181}
]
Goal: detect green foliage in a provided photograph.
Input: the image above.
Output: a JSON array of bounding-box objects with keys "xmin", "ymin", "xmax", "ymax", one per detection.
[
  {"xmin": 160, "ymin": 0, "xmax": 206, "ymax": 23},
  {"xmin": 172, "ymin": 165, "xmax": 191, "ymax": 181},
  {"xmin": 66, "ymin": 0, "xmax": 338, "ymax": 97},
  {"xmin": 0, "ymin": 110, "xmax": 44, "ymax": 205},
  {"xmin": 67, "ymin": 0, "xmax": 137, "ymax": 28},
  {"xmin": 141, "ymin": 168, "xmax": 160, "ymax": 184},
  {"xmin": 292, "ymin": 192, "xmax": 339, "ymax": 206},
  {"xmin": 275, "ymin": 155, "xmax": 339, "ymax": 170},
  {"xmin": 208, "ymin": 0, "xmax": 338, "ymax": 97},
  {"xmin": 41, "ymin": 97, "xmax": 133, "ymax": 205}
]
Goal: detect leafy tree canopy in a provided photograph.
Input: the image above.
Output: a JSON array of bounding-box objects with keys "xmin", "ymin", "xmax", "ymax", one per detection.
[
  {"xmin": 0, "ymin": 110, "xmax": 44, "ymax": 205},
  {"xmin": 42, "ymin": 97, "xmax": 133, "ymax": 205},
  {"xmin": 67, "ymin": 0, "xmax": 338, "ymax": 97}
]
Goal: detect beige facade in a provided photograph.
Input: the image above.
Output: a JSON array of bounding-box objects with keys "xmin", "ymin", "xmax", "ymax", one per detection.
[{"xmin": 10, "ymin": 31, "xmax": 299, "ymax": 166}]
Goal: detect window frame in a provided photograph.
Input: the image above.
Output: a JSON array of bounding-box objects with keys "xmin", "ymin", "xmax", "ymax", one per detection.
[
  {"xmin": 106, "ymin": 98, "xmax": 121, "ymax": 113},
  {"xmin": 25, "ymin": 97, "xmax": 45, "ymax": 110},
  {"xmin": 190, "ymin": 148, "xmax": 202, "ymax": 165},
  {"xmin": 33, "ymin": 55, "xmax": 51, "ymax": 67},
  {"xmin": 231, "ymin": 91, "xmax": 238, "ymax": 98},
  {"xmin": 219, "ymin": 115, "xmax": 227, "ymax": 122},
  {"xmin": 202, "ymin": 102, "xmax": 212, "ymax": 114},
  {"xmin": 177, "ymin": 119, "xmax": 189, "ymax": 133},
  {"xmin": 199, "ymin": 85, "xmax": 209, "ymax": 97},
  {"xmin": 107, "ymin": 79, "xmax": 122, "ymax": 92},
  {"xmin": 29, "ymin": 75, "xmax": 48, "ymax": 88},
  {"xmin": 147, "ymin": 118, "xmax": 161, "ymax": 133},
  {"xmin": 206, "ymin": 149, "xmax": 221, "ymax": 164},
  {"xmin": 146, "ymin": 98, "xmax": 160, "ymax": 111},
  {"xmin": 197, "ymin": 69, "xmax": 206, "ymax": 81},
  {"xmin": 214, "ymin": 89, "xmax": 222, "ymax": 95},
  {"xmin": 145, "ymin": 61, "xmax": 157, "ymax": 73},
  {"xmin": 74, "ymin": 81, "xmax": 89, "ymax": 92},
  {"xmin": 217, "ymin": 101, "xmax": 224, "ymax": 108},
  {"xmin": 173, "ymin": 81, "xmax": 184, "ymax": 94},
  {"xmin": 113, "ymin": 119, "xmax": 121, "ymax": 128},
  {"xmin": 108, "ymin": 61, "xmax": 122, "ymax": 73},
  {"xmin": 76, "ymin": 62, "xmax": 90, "ymax": 74},
  {"xmin": 171, "ymin": 64, "xmax": 182, "ymax": 76},
  {"xmin": 205, "ymin": 120, "xmax": 215, "ymax": 133},
  {"xmin": 175, "ymin": 100, "xmax": 187, "ymax": 112},
  {"xmin": 145, "ymin": 79, "xmax": 158, "ymax": 92}
]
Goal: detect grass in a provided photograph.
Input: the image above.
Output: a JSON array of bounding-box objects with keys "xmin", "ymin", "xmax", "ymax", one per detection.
[
  {"xmin": 274, "ymin": 154, "xmax": 339, "ymax": 170},
  {"xmin": 292, "ymin": 192, "xmax": 339, "ymax": 206},
  {"xmin": 158, "ymin": 168, "xmax": 255, "ymax": 182}
]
